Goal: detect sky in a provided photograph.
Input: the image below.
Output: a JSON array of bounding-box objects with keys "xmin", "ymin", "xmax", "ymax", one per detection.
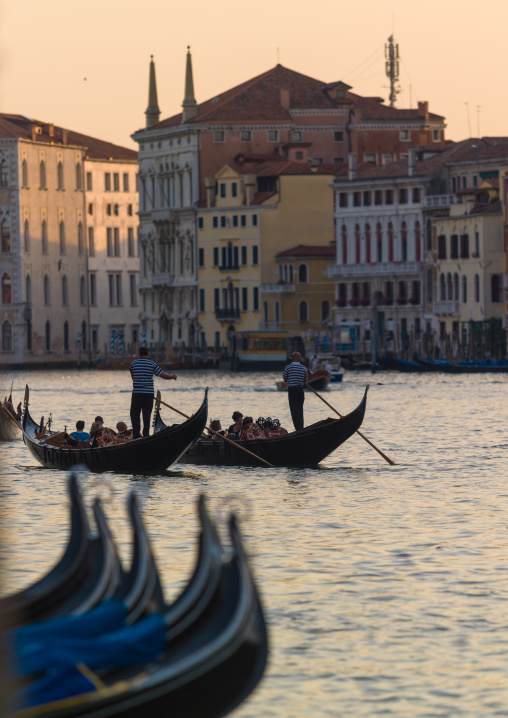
[{"xmin": 1, "ymin": 0, "xmax": 506, "ymax": 151}]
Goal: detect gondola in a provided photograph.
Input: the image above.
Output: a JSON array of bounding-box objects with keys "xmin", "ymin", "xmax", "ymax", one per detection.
[
  {"xmin": 415, "ymin": 356, "xmax": 508, "ymax": 373},
  {"xmin": 275, "ymin": 368, "xmax": 332, "ymax": 392},
  {"xmin": 0, "ymin": 400, "xmax": 21, "ymax": 441},
  {"xmin": 10, "ymin": 495, "xmax": 268, "ymax": 718},
  {"xmin": 21, "ymin": 385, "xmax": 208, "ymax": 473},
  {"xmin": 177, "ymin": 387, "xmax": 368, "ymax": 468}
]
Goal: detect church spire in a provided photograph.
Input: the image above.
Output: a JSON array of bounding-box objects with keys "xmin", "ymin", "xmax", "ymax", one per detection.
[
  {"xmin": 145, "ymin": 55, "xmax": 160, "ymax": 128},
  {"xmin": 182, "ymin": 46, "xmax": 197, "ymax": 123}
]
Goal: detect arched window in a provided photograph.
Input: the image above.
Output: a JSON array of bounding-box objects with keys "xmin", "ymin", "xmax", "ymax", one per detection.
[
  {"xmin": 57, "ymin": 161, "xmax": 64, "ymax": 189},
  {"xmin": 80, "ymin": 275, "xmax": 86, "ymax": 306},
  {"xmin": 462, "ymin": 275, "xmax": 467, "ymax": 303},
  {"xmin": 365, "ymin": 223, "xmax": 371, "ymax": 263},
  {"xmin": 0, "ymin": 158, "xmax": 8, "ymax": 187},
  {"xmin": 24, "ymin": 219, "xmax": 30, "ymax": 252},
  {"xmin": 45, "ymin": 321, "xmax": 51, "ymax": 351},
  {"xmin": 40, "ymin": 160, "xmax": 46, "ymax": 188},
  {"xmin": 446, "ymin": 272, "xmax": 453, "ymax": 300},
  {"xmin": 2, "ymin": 320, "xmax": 12, "ymax": 352},
  {"xmin": 474, "ymin": 274, "xmax": 480, "ymax": 303},
  {"xmin": 44, "ymin": 274, "xmax": 50, "ymax": 305},
  {"xmin": 298, "ymin": 264, "xmax": 308, "ymax": 283},
  {"xmin": 439, "ymin": 273, "xmax": 446, "ymax": 301},
  {"xmin": 26, "ymin": 274, "xmax": 31, "ymax": 304},
  {"xmin": 321, "ymin": 300, "xmax": 330, "ymax": 321},
  {"xmin": 376, "ymin": 223, "xmax": 383, "ymax": 262},
  {"xmin": 2, "ymin": 273, "xmax": 12, "ymax": 304},
  {"xmin": 453, "ymin": 273, "xmax": 459, "ymax": 301},
  {"xmin": 63, "ymin": 320, "xmax": 69, "ymax": 352},
  {"xmin": 298, "ymin": 301, "xmax": 308, "ymax": 322},
  {"xmin": 415, "ymin": 221, "xmax": 421, "ymax": 261},
  {"xmin": 427, "ymin": 268, "xmax": 433, "ymax": 303},
  {"xmin": 22, "ymin": 158, "xmax": 28, "ymax": 187},
  {"xmin": 78, "ymin": 222, "xmax": 84, "ymax": 255},
  {"xmin": 41, "ymin": 220, "xmax": 48, "ymax": 254},
  {"xmin": 59, "ymin": 221, "xmax": 66, "ymax": 254},
  {"xmin": 401, "ymin": 221, "xmax": 408, "ymax": 261},
  {"xmin": 75, "ymin": 162, "xmax": 82, "ymax": 190},
  {"xmin": 388, "ymin": 222, "xmax": 394, "ymax": 262},
  {"xmin": 1, "ymin": 219, "xmax": 10, "ymax": 252},
  {"xmin": 355, "ymin": 224, "xmax": 361, "ymax": 263},
  {"xmin": 62, "ymin": 274, "xmax": 68, "ymax": 306},
  {"xmin": 426, "ymin": 218, "xmax": 432, "ymax": 251},
  {"xmin": 341, "ymin": 225, "xmax": 348, "ymax": 264},
  {"xmin": 274, "ymin": 300, "xmax": 280, "ymax": 323}
]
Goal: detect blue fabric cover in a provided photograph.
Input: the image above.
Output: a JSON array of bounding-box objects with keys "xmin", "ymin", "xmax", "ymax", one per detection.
[
  {"xmin": 16, "ymin": 612, "xmax": 166, "ymax": 676},
  {"xmin": 14, "ymin": 666, "xmax": 97, "ymax": 709}
]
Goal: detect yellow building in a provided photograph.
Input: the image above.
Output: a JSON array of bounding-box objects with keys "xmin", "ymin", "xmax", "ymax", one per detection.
[{"xmin": 197, "ymin": 158, "xmax": 335, "ymax": 348}]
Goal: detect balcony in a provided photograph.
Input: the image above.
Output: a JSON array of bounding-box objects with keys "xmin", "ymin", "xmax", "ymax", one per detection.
[
  {"xmin": 433, "ymin": 301, "xmax": 459, "ymax": 315},
  {"xmin": 215, "ymin": 308, "xmax": 240, "ymax": 321},
  {"xmin": 151, "ymin": 272, "xmax": 175, "ymax": 286},
  {"xmin": 261, "ymin": 283, "xmax": 295, "ymax": 293},
  {"xmin": 328, "ymin": 262, "xmax": 421, "ymax": 278},
  {"xmin": 424, "ymin": 194, "xmax": 458, "ymax": 209},
  {"xmin": 219, "ymin": 264, "xmax": 239, "ymax": 272},
  {"xmin": 259, "ymin": 322, "xmax": 281, "ymax": 330}
]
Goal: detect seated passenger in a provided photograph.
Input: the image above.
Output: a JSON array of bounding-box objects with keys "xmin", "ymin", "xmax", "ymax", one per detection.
[
  {"xmin": 69, "ymin": 420, "xmax": 90, "ymax": 445},
  {"xmin": 239, "ymin": 416, "xmax": 266, "ymax": 441},
  {"xmin": 227, "ymin": 411, "xmax": 243, "ymax": 438},
  {"xmin": 89, "ymin": 416, "xmax": 118, "ymax": 448},
  {"xmin": 209, "ymin": 419, "xmax": 224, "ymax": 440},
  {"xmin": 115, "ymin": 421, "xmax": 133, "ymax": 443},
  {"xmin": 263, "ymin": 417, "xmax": 288, "ymax": 438}
]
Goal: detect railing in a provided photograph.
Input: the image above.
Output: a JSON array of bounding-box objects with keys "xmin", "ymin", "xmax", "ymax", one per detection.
[
  {"xmin": 433, "ymin": 301, "xmax": 460, "ymax": 315},
  {"xmin": 328, "ymin": 262, "xmax": 421, "ymax": 277},
  {"xmin": 424, "ymin": 194, "xmax": 458, "ymax": 209},
  {"xmin": 215, "ymin": 308, "xmax": 240, "ymax": 320},
  {"xmin": 219, "ymin": 264, "xmax": 239, "ymax": 271},
  {"xmin": 151, "ymin": 272, "xmax": 175, "ymax": 286},
  {"xmin": 261, "ymin": 283, "xmax": 295, "ymax": 293}
]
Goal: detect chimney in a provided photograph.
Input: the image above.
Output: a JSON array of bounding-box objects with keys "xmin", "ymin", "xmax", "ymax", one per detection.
[
  {"xmin": 348, "ymin": 153, "xmax": 357, "ymax": 181},
  {"xmin": 280, "ymin": 88, "xmax": 290, "ymax": 111},
  {"xmin": 47, "ymin": 123, "xmax": 54, "ymax": 137},
  {"xmin": 417, "ymin": 101, "xmax": 429, "ymax": 120},
  {"xmin": 408, "ymin": 148, "xmax": 416, "ymax": 177},
  {"xmin": 62, "ymin": 130, "xmax": 68, "ymax": 145},
  {"xmin": 31, "ymin": 126, "xmax": 38, "ymax": 141}
]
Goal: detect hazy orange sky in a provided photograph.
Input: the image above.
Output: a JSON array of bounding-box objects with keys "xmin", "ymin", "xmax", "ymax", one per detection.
[{"xmin": 1, "ymin": 0, "xmax": 505, "ymax": 150}]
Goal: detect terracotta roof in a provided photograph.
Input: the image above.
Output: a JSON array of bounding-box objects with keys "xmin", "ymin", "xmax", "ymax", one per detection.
[
  {"xmin": 139, "ymin": 64, "xmax": 444, "ymax": 132},
  {"xmin": 0, "ymin": 114, "xmax": 137, "ymax": 161},
  {"xmin": 276, "ymin": 244, "xmax": 336, "ymax": 258}
]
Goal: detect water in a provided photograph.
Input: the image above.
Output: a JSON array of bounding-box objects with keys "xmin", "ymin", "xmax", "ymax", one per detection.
[{"xmin": 1, "ymin": 368, "xmax": 508, "ymax": 717}]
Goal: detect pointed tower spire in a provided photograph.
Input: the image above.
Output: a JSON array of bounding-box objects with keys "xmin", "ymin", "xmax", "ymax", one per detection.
[
  {"xmin": 182, "ymin": 46, "xmax": 197, "ymax": 123},
  {"xmin": 145, "ymin": 55, "xmax": 160, "ymax": 128}
]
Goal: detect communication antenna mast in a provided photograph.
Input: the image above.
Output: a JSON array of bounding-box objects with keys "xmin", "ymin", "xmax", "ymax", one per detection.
[{"xmin": 385, "ymin": 35, "xmax": 400, "ymax": 107}]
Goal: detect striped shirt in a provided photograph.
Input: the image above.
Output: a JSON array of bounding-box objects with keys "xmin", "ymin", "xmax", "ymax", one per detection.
[
  {"xmin": 130, "ymin": 357, "xmax": 164, "ymax": 394},
  {"xmin": 283, "ymin": 361, "xmax": 308, "ymax": 387}
]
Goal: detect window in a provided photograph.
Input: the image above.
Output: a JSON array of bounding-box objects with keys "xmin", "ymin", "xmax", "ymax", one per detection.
[
  {"xmin": 107, "ymin": 204, "xmax": 112, "ymax": 216},
  {"xmin": 90, "ymin": 273, "xmax": 97, "ymax": 306},
  {"xmin": 334, "ymin": 131, "xmax": 344, "ymax": 142},
  {"xmin": 114, "ymin": 204, "xmax": 119, "ymax": 216},
  {"xmin": 363, "ymin": 191, "xmax": 371, "ymax": 206},
  {"xmin": 437, "ymin": 235, "xmax": 447, "ymax": 260},
  {"xmin": 473, "ymin": 231, "xmax": 480, "ymax": 257},
  {"xmin": 253, "ymin": 287, "xmax": 259, "ymax": 311},
  {"xmin": 42, "ymin": 220, "xmax": 48, "ymax": 254},
  {"xmin": 415, "ymin": 221, "xmax": 421, "ymax": 262},
  {"xmin": 1, "ymin": 219, "xmax": 10, "ymax": 252},
  {"xmin": 252, "ymin": 246, "xmax": 259, "ymax": 265},
  {"xmin": 460, "ymin": 234, "xmax": 469, "ymax": 259},
  {"xmin": 401, "ymin": 222, "xmax": 408, "ymax": 261},
  {"xmin": 214, "ymin": 288, "xmax": 220, "ymax": 309},
  {"xmin": 199, "ymin": 288, "xmax": 205, "ymax": 312},
  {"xmin": 130, "ymin": 274, "xmax": 138, "ymax": 306},
  {"xmin": 198, "ymin": 247, "xmax": 204, "ymax": 267},
  {"xmin": 88, "ymin": 203, "xmax": 93, "ymax": 216},
  {"xmin": 107, "ymin": 228, "xmax": 113, "ymax": 256},
  {"xmin": 1, "ymin": 320, "xmax": 12, "ymax": 352},
  {"xmin": 388, "ymin": 222, "xmax": 394, "ymax": 262},
  {"xmin": 299, "ymin": 301, "xmax": 308, "ymax": 322},
  {"xmin": 491, "ymin": 275, "xmax": 503, "ymax": 302},
  {"xmin": 24, "ymin": 220, "xmax": 30, "ymax": 252},
  {"xmin": 59, "ymin": 221, "xmax": 66, "ymax": 254},
  {"xmin": 128, "ymin": 204, "xmax": 133, "ymax": 216},
  {"xmin": 40, "ymin": 160, "xmax": 46, "ymax": 188},
  {"xmin": 241, "ymin": 246, "xmax": 247, "ymax": 265},
  {"xmin": 80, "ymin": 275, "xmax": 86, "ymax": 306},
  {"xmin": 341, "ymin": 225, "xmax": 348, "ymax": 264},
  {"xmin": 240, "ymin": 130, "xmax": 252, "ymax": 142},
  {"xmin": 63, "ymin": 321, "xmax": 69, "ymax": 352},
  {"xmin": 364, "ymin": 153, "xmax": 376, "ymax": 164},
  {"xmin": 76, "ymin": 162, "xmax": 82, "ymax": 190},
  {"xmin": 382, "ymin": 153, "xmax": 394, "ymax": 165},
  {"xmin": 454, "ymin": 273, "xmax": 459, "ymax": 301},
  {"xmin": 220, "ymin": 216, "xmax": 227, "ymax": 228},
  {"xmin": 113, "ymin": 173, "xmax": 120, "ymax": 191},
  {"xmin": 114, "ymin": 227, "xmax": 120, "ymax": 256},
  {"xmin": 339, "ymin": 192, "xmax": 348, "ymax": 208},
  {"xmin": 214, "ymin": 131, "xmax": 225, "ymax": 142},
  {"xmin": 88, "ymin": 227, "xmax": 95, "ymax": 257},
  {"xmin": 123, "ymin": 173, "xmax": 129, "ymax": 192},
  {"xmin": 295, "ymin": 151, "xmax": 304, "ymax": 160},
  {"xmin": 45, "ymin": 321, "xmax": 51, "ymax": 352},
  {"xmin": 252, "ymin": 214, "xmax": 258, "ymax": 227},
  {"xmin": 22, "ymin": 159, "xmax": 28, "ymax": 187},
  {"xmin": 412, "ymin": 187, "xmax": 421, "ymax": 203},
  {"xmin": 399, "ymin": 188, "xmax": 407, "ymax": 204},
  {"xmin": 57, "ymin": 161, "xmax": 64, "ymax": 189},
  {"xmin": 86, "ymin": 172, "xmax": 93, "ymax": 190},
  {"xmin": 242, "ymin": 287, "xmax": 248, "ymax": 311},
  {"xmin": 198, "ymin": 217, "xmax": 204, "ymax": 230},
  {"xmin": 385, "ymin": 189, "xmax": 394, "ymax": 205},
  {"xmin": 462, "ymin": 275, "xmax": 467, "ymax": 303},
  {"xmin": 78, "ymin": 222, "xmax": 84, "ymax": 255},
  {"xmin": 298, "ymin": 264, "xmax": 308, "ymax": 283},
  {"xmin": 61, "ymin": 274, "xmax": 68, "ymax": 305},
  {"xmin": 44, "ymin": 274, "xmax": 50, "ymax": 305},
  {"xmin": 232, "ymin": 182, "xmax": 238, "ymax": 198},
  {"xmin": 0, "ymin": 159, "xmax": 9, "ymax": 187},
  {"xmin": 353, "ymin": 191, "xmax": 361, "ymax": 207},
  {"xmin": 473, "ymin": 274, "xmax": 480, "ymax": 303},
  {"xmin": 450, "ymin": 235, "xmax": 458, "ymax": 259},
  {"xmin": 267, "ymin": 130, "xmax": 279, "ymax": 142},
  {"xmin": 212, "ymin": 247, "xmax": 219, "ymax": 267},
  {"xmin": 241, "ymin": 215, "xmax": 246, "ymax": 227},
  {"xmin": 105, "ymin": 172, "xmax": 111, "ymax": 191},
  {"xmin": 399, "ymin": 129, "xmax": 411, "ymax": 141},
  {"xmin": 220, "ymin": 183, "xmax": 226, "ymax": 198},
  {"xmin": 108, "ymin": 273, "xmax": 123, "ymax": 306},
  {"xmin": 232, "ymin": 215, "xmax": 238, "ymax": 227},
  {"xmin": 433, "ymin": 129, "xmax": 440, "ymax": 142},
  {"xmin": 374, "ymin": 190, "xmax": 383, "ymax": 206},
  {"xmin": 2, "ymin": 273, "xmax": 11, "ymax": 304},
  {"xmin": 127, "ymin": 228, "xmax": 135, "ymax": 257},
  {"xmin": 293, "ymin": 131, "xmax": 302, "ymax": 142},
  {"xmin": 321, "ymin": 300, "xmax": 330, "ymax": 321},
  {"xmin": 376, "ymin": 223, "xmax": 382, "ymax": 263},
  {"xmin": 334, "ymin": 157, "xmax": 345, "ymax": 163},
  {"xmin": 212, "ymin": 216, "xmax": 218, "ymax": 228}
]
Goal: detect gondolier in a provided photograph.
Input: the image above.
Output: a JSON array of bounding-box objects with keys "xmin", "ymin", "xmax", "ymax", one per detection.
[
  {"xmin": 282, "ymin": 352, "xmax": 308, "ymax": 430},
  {"xmin": 130, "ymin": 347, "xmax": 177, "ymax": 439}
]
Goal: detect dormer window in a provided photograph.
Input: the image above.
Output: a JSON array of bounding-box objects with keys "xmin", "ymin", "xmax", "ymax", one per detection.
[{"xmin": 337, "ymin": 89, "xmax": 346, "ymax": 99}]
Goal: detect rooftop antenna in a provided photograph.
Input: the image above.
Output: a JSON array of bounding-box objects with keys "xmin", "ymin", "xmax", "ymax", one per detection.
[
  {"xmin": 385, "ymin": 35, "xmax": 400, "ymax": 107},
  {"xmin": 465, "ymin": 102, "xmax": 471, "ymax": 137},
  {"xmin": 477, "ymin": 105, "xmax": 481, "ymax": 137}
]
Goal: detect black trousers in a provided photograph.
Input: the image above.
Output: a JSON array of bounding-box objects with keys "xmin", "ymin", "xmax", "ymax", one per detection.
[
  {"xmin": 130, "ymin": 393, "xmax": 154, "ymax": 438},
  {"xmin": 288, "ymin": 386, "xmax": 305, "ymax": 431}
]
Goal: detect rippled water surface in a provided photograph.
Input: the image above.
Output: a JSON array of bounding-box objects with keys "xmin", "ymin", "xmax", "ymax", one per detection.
[{"xmin": 2, "ymin": 368, "xmax": 508, "ymax": 717}]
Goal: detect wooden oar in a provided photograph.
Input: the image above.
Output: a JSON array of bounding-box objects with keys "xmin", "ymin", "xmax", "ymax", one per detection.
[
  {"xmin": 153, "ymin": 395, "xmax": 275, "ymax": 469},
  {"xmin": 304, "ymin": 382, "xmax": 395, "ymax": 466}
]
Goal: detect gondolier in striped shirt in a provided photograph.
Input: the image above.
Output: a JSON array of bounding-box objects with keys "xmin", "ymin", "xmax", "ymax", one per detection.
[
  {"xmin": 282, "ymin": 352, "xmax": 308, "ymax": 431},
  {"xmin": 130, "ymin": 347, "xmax": 177, "ymax": 439}
]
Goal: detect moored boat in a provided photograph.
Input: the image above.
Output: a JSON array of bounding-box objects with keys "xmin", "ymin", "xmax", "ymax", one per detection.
[
  {"xmin": 415, "ymin": 356, "xmax": 508, "ymax": 373},
  {"xmin": 177, "ymin": 387, "xmax": 368, "ymax": 468},
  {"xmin": 276, "ymin": 369, "xmax": 332, "ymax": 392},
  {"xmin": 0, "ymin": 399, "xmax": 21, "ymax": 441},
  {"xmin": 21, "ymin": 386, "xmax": 208, "ymax": 473}
]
